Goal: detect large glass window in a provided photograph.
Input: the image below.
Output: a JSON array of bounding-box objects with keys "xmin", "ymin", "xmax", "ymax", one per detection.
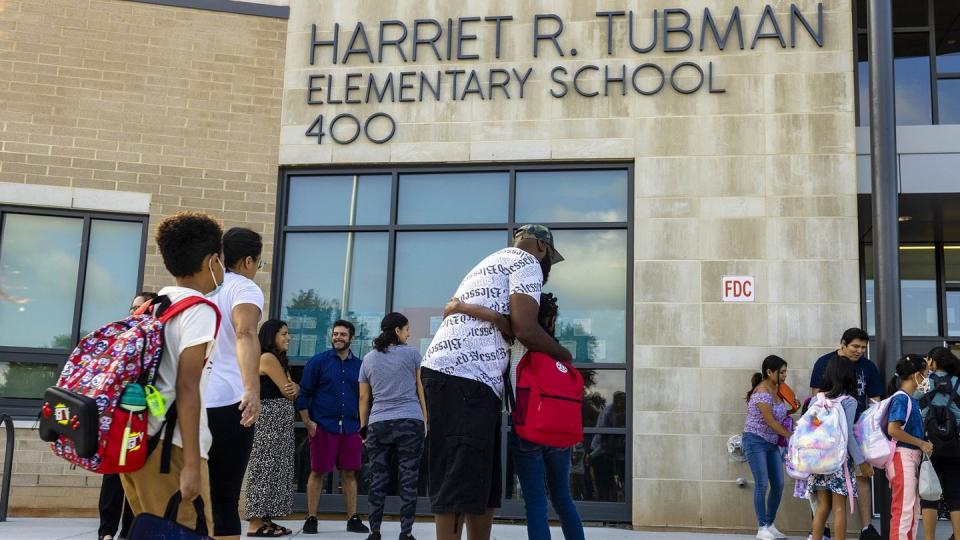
[
  {"xmin": 0, "ymin": 208, "xmax": 146, "ymax": 405},
  {"xmin": 397, "ymin": 172, "xmax": 509, "ymax": 224},
  {"xmin": 864, "ymin": 243, "xmax": 960, "ymax": 337},
  {"xmin": 947, "ymin": 246, "xmax": 960, "ymax": 336},
  {"xmin": 854, "ymin": 1, "xmax": 960, "ymax": 125},
  {"xmin": 280, "ymin": 232, "xmax": 388, "ymax": 360},
  {"xmin": 275, "ymin": 165, "xmax": 631, "ymax": 520}
]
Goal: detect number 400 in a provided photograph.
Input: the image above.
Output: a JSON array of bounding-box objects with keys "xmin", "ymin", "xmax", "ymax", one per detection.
[{"xmin": 305, "ymin": 113, "xmax": 396, "ymax": 145}]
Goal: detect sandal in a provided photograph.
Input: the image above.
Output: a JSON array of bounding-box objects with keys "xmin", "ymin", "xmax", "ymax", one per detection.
[
  {"xmin": 247, "ymin": 524, "xmax": 286, "ymax": 538},
  {"xmin": 264, "ymin": 519, "xmax": 293, "ymax": 536}
]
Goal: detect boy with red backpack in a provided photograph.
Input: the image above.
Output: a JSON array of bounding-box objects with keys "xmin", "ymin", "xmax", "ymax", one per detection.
[{"xmin": 120, "ymin": 212, "xmax": 224, "ymax": 530}]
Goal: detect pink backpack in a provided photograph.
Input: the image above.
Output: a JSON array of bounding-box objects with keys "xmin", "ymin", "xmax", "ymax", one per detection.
[
  {"xmin": 854, "ymin": 391, "xmax": 912, "ymax": 468},
  {"xmin": 38, "ymin": 295, "xmax": 220, "ymax": 474}
]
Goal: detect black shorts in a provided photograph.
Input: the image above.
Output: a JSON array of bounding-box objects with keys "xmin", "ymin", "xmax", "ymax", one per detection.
[{"xmin": 422, "ymin": 368, "xmax": 502, "ymax": 515}]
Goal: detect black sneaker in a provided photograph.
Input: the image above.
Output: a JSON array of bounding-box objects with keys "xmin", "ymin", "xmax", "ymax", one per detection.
[
  {"xmin": 860, "ymin": 525, "xmax": 880, "ymax": 540},
  {"xmin": 399, "ymin": 534, "xmax": 417, "ymax": 540},
  {"xmin": 303, "ymin": 516, "xmax": 319, "ymax": 535},
  {"xmin": 366, "ymin": 532, "xmax": 381, "ymax": 540},
  {"xmin": 824, "ymin": 527, "xmax": 832, "ymax": 540},
  {"xmin": 348, "ymin": 515, "xmax": 370, "ymax": 534}
]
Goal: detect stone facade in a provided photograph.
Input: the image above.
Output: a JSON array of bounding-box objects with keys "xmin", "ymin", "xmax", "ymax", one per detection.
[
  {"xmin": 0, "ymin": 0, "xmax": 286, "ymax": 512},
  {"xmin": 280, "ymin": 0, "xmax": 858, "ymax": 530}
]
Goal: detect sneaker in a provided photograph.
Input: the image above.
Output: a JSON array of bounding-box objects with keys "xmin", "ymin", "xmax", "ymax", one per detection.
[
  {"xmin": 399, "ymin": 534, "xmax": 417, "ymax": 540},
  {"xmin": 366, "ymin": 533, "xmax": 381, "ymax": 540},
  {"xmin": 768, "ymin": 525, "xmax": 788, "ymax": 539},
  {"xmin": 859, "ymin": 525, "xmax": 879, "ymax": 540},
  {"xmin": 348, "ymin": 515, "xmax": 370, "ymax": 534},
  {"xmin": 824, "ymin": 527, "xmax": 832, "ymax": 540},
  {"xmin": 303, "ymin": 516, "xmax": 319, "ymax": 535},
  {"xmin": 758, "ymin": 527, "xmax": 777, "ymax": 540}
]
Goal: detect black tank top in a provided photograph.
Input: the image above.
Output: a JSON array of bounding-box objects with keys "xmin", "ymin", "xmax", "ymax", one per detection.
[{"xmin": 260, "ymin": 374, "xmax": 284, "ymax": 400}]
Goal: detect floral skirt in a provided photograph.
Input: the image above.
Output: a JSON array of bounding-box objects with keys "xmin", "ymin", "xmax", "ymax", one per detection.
[{"xmin": 806, "ymin": 459, "xmax": 858, "ymax": 498}]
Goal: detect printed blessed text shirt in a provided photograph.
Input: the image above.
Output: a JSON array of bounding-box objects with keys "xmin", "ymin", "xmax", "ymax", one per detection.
[{"xmin": 421, "ymin": 247, "xmax": 543, "ymax": 397}]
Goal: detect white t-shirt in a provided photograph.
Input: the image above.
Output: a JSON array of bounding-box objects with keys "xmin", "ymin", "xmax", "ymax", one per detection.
[
  {"xmin": 421, "ymin": 248, "xmax": 543, "ymax": 397},
  {"xmin": 151, "ymin": 286, "xmax": 219, "ymax": 459},
  {"xmin": 204, "ymin": 272, "xmax": 264, "ymax": 408}
]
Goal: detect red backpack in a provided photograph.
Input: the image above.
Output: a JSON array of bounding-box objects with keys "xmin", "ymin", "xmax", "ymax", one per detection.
[
  {"xmin": 38, "ymin": 295, "xmax": 220, "ymax": 474},
  {"xmin": 512, "ymin": 351, "xmax": 584, "ymax": 448}
]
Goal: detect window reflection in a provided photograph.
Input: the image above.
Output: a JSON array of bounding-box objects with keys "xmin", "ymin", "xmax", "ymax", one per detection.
[
  {"xmin": 516, "ymin": 170, "xmax": 628, "ymax": 223},
  {"xmin": 547, "ymin": 230, "xmax": 627, "ymax": 363},
  {"xmin": 936, "ymin": 0, "xmax": 960, "ymax": 72},
  {"xmin": 901, "ymin": 246, "xmax": 938, "ymax": 336},
  {"xmin": 506, "ymin": 432, "xmax": 626, "ymax": 503},
  {"xmin": 858, "ymin": 36, "xmax": 870, "ymax": 126},
  {"xmin": 393, "ymin": 231, "xmax": 506, "ymax": 354},
  {"xmin": 580, "ymin": 369, "xmax": 626, "ymax": 428},
  {"xmin": 895, "ymin": 34, "xmax": 933, "ymax": 125},
  {"xmin": 0, "ymin": 362, "xmax": 61, "ymax": 399},
  {"xmin": 0, "ymin": 214, "xmax": 83, "ymax": 348},
  {"xmin": 80, "ymin": 220, "xmax": 143, "ymax": 335},
  {"xmin": 280, "ymin": 232, "xmax": 388, "ymax": 360},
  {"xmin": 288, "ymin": 175, "xmax": 391, "ymax": 226},
  {"xmin": 863, "ymin": 245, "xmax": 940, "ymax": 336},
  {"xmin": 398, "ymin": 172, "xmax": 509, "ymax": 224},
  {"xmin": 938, "ymin": 79, "xmax": 960, "ymax": 124}
]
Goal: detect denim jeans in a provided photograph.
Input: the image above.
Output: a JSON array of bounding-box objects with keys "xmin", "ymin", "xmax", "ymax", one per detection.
[
  {"xmin": 509, "ymin": 432, "xmax": 585, "ymax": 540},
  {"xmin": 742, "ymin": 432, "xmax": 785, "ymax": 527}
]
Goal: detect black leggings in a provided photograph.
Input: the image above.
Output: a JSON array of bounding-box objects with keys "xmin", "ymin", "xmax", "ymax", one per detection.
[
  {"xmin": 98, "ymin": 473, "xmax": 133, "ymax": 537},
  {"xmin": 208, "ymin": 403, "xmax": 255, "ymax": 536}
]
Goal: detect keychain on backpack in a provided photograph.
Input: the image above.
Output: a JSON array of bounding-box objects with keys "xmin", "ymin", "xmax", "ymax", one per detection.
[
  {"xmin": 145, "ymin": 385, "xmax": 167, "ymax": 418},
  {"xmin": 118, "ymin": 384, "xmax": 147, "ymax": 466}
]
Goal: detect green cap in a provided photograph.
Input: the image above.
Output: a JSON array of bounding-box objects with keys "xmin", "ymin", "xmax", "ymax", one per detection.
[{"xmin": 514, "ymin": 224, "xmax": 564, "ymax": 264}]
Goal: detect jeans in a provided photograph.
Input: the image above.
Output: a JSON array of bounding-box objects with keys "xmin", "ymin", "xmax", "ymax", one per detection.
[
  {"xmin": 742, "ymin": 432, "xmax": 785, "ymax": 527},
  {"xmin": 509, "ymin": 432, "xmax": 585, "ymax": 540}
]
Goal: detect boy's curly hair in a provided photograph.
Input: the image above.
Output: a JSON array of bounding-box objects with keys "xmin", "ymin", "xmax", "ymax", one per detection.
[
  {"xmin": 538, "ymin": 292, "xmax": 559, "ymax": 336},
  {"xmin": 155, "ymin": 212, "xmax": 223, "ymax": 278}
]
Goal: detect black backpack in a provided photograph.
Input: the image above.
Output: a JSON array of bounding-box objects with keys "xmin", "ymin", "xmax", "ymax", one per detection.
[{"xmin": 919, "ymin": 373, "xmax": 960, "ymax": 457}]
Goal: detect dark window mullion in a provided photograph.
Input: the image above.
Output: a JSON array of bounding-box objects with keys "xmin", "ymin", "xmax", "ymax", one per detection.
[
  {"xmin": 70, "ymin": 217, "xmax": 93, "ymax": 347},
  {"xmin": 385, "ymin": 171, "xmax": 399, "ymax": 312},
  {"xmin": 930, "ymin": 0, "xmax": 940, "ymax": 123},
  {"xmin": 938, "ymin": 242, "xmax": 949, "ymax": 338}
]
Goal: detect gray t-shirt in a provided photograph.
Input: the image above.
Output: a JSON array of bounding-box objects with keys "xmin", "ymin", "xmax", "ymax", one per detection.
[{"xmin": 359, "ymin": 344, "xmax": 423, "ymax": 425}]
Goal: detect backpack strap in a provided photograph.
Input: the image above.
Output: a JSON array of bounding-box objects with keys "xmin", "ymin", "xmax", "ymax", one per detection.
[
  {"xmin": 145, "ymin": 400, "xmax": 178, "ymax": 474},
  {"xmin": 156, "ymin": 296, "xmax": 221, "ymax": 339},
  {"xmin": 503, "ymin": 349, "xmax": 515, "ymax": 414}
]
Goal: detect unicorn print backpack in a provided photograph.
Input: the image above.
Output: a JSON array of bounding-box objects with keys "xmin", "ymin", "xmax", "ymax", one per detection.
[{"xmin": 786, "ymin": 393, "xmax": 851, "ymax": 479}]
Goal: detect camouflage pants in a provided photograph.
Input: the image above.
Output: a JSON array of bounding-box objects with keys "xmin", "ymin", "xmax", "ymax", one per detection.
[{"xmin": 365, "ymin": 418, "xmax": 425, "ymax": 534}]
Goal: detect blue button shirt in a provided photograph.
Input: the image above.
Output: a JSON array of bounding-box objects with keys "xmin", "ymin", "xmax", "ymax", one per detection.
[{"xmin": 295, "ymin": 348, "xmax": 362, "ymax": 434}]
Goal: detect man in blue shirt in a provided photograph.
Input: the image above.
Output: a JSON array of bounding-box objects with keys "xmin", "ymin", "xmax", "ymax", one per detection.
[
  {"xmin": 296, "ymin": 320, "xmax": 369, "ymax": 535},
  {"xmin": 808, "ymin": 327, "xmax": 884, "ymax": 540}
]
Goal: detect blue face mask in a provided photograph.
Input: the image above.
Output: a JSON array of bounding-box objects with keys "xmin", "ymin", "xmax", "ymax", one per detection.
[{"xmin": 205, "ymin": 256, "xmax": 226, "ymax": 298}]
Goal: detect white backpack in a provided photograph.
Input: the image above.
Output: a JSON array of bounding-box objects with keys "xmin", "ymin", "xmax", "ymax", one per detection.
[
  {"xmin": 786, "ymin": 393, "xmax": 851, "ymax": 478},
  {"xmin": 854, "ymin": 391, "xmax": 912, "ymax": 468}
]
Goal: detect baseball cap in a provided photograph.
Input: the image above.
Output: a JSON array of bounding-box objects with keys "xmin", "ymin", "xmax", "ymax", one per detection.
[{"xmin": 514, "ymin": 224, "xmax": 564, "ymax": 264}]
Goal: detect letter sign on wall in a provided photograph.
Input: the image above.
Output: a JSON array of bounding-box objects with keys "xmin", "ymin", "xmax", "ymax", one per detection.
[{"xmin": 722, "ymin": 276, "xmax": 755, "ymax": 302}]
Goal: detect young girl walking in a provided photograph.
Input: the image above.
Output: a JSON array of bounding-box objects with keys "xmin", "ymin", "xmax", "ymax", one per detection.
[
  {"xmin": 886, "ymin": 354, "xmax": 933, "ymax": 540},
  {"xmin": 807, "ymin": 357, "xmax": 874, "ymax": 540}
]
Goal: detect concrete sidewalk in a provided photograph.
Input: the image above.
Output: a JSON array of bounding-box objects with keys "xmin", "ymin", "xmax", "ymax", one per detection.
[{"xmin": 0, "ymin": 517, "xmax": 739, "ymax": 540}]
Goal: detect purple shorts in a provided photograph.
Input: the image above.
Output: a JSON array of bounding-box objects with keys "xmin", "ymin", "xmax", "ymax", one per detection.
[{"xmin": 309, "ymin": 430, "xmax": 362, "ymax": 473}]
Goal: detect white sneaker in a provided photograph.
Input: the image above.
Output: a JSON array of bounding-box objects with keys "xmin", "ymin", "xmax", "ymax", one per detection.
[
  {"xmin": 758, "ymin": 527, "xmax": 777, "ymax": 540},
  {"xmin": 767, "ymin": 525, "xmax": 788, "ymax": 539}
]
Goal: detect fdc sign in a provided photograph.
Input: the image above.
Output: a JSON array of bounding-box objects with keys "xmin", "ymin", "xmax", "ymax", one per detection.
[{"xmin": 722, "ymin": 276, "xmax": 755, "ymax": 303}]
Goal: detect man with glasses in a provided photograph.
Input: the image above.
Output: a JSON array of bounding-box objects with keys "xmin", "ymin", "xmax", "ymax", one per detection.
[
  {"xmin": 809, "ymin": 327, "xmax": 884, "ymax": 540},
  {"xmin": 97, "ymin": 292, "xmax": 157, "ymax": 540}
]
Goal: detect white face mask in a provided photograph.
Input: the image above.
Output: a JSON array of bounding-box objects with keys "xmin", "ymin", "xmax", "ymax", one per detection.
[
  {"xmin": 205, "ymin": 256, "xmax": 226, "ymax": 298},
  {"xmin": 916, "ymin": 374, "xmax": 931, "ymax": 394}
]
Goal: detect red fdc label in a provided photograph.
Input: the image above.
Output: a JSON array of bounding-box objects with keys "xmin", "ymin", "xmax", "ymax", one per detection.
[{"xmin": 722, "ymin": 276, "xmax": 755, "ymax": 302}]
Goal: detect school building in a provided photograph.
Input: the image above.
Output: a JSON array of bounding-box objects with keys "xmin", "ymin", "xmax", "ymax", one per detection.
[{"xmin": 0, "ymin": 0, "xmax": 958, "ymax": 530}]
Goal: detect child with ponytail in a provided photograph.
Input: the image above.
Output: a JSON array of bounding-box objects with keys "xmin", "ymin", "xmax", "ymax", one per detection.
[{"xmin": 886, "ymin": 354, "xmax": 933, "ymax": 540}]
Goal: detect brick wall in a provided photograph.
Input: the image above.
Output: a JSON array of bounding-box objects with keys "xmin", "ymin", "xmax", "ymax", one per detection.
[
  {"xmin": 0, "ymin": 0, "xmax": 286, "ymax": 513},
  {"xmin": 0, "ymin": 0, "xmax": 285, "ymax": 304}
]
